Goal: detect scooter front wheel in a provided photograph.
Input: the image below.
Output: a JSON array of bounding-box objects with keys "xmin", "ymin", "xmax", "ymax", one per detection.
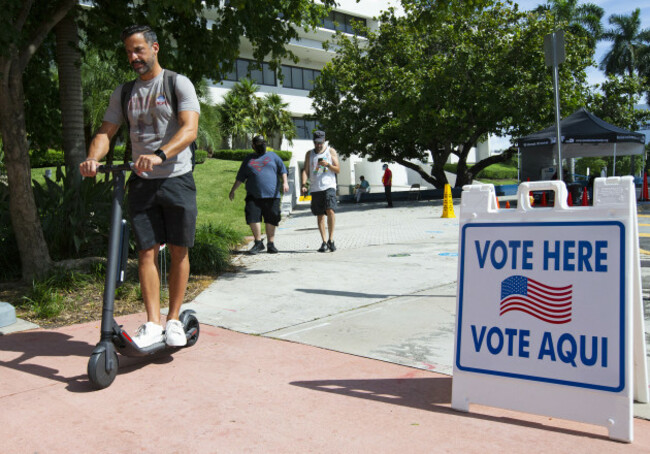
[{"xmin": 88, "ymin": 350, "xmax": 119, "ymax": 389}]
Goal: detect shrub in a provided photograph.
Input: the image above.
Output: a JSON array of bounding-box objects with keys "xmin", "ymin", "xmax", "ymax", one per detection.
[
  {"xmin": 112, "ymin": 144, "xmax": 127, "ymax": 162},
  {"xmin": 212, "ymin": 149, "xmax": 292, "ymax": 161},
  {"xmin": 195, "ymin": 149, "xmax": 208, "ymax": 164},
  {"xmin": 19, "ymin": 268, "xmax": 95, "ymax": 318},
  {"xmin": 190, "ymin": 223, "xmax": 243, "ymax": 274},
  {"xmin": 476, "ymin": 164, "xmax": 518, "ymax": 180},
  {"xmin": 443, "ymin": 162, "xmax": 518, "ymax": 179},
  {"xmin": 32, "ymin": 167, "xmax": 113, "ymax": 260},
  {"xmin": 22, "ymin": 276, "xmax": 69, "ymax": 318},
  {"xmin": 108, "ymin": 145, "xmax": 208, "ymax": 165},
  {"xmin": 29, "ymin": 149, "xmax": 65, "ymax": 168}
]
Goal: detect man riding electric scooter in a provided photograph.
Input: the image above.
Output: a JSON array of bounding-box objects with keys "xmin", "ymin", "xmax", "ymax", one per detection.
[{"xmin": 80, "ymin": 25, "xmax": 201, "ymax": 388}]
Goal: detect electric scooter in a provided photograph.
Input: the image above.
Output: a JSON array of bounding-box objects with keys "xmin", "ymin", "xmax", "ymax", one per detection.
[{"xmin": 87, "ymin": 163, "xmax": 199, "ymax": 389}]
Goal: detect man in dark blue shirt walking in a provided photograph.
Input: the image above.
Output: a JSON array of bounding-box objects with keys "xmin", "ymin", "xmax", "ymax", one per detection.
[{"xmin": 229, "ymin": 135, "xmax": 289, "ymax": 254}]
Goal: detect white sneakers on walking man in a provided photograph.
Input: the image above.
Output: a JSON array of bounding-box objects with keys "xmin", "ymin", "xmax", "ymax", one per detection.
[{"xmin": 133, "ymin": 320, "xmax": 187, "ymax": 348}]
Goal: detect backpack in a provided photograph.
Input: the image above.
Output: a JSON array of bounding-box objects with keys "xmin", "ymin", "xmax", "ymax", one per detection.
[{"xmin": 120, "ymin": 69, "xmax": 197, "ymax": 169}]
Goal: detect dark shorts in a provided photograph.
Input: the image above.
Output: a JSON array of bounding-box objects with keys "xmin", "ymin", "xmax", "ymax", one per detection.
[
  {"xmin": 310, "ymin": 188, "xmax": 337, "ymax": 216},
  {"xmin": 127, "ymin": 172, "xmax": 197, "ymax": 251},
  {"xmin": 245, "ymin": 196, "xmax": 281, "ymax": 225}
]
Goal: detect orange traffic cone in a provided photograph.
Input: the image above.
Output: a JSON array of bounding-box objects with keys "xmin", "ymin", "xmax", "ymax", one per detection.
[
  {"xmin": 541, "ymin": 192, "xmax": 548, "ymax": 207},
  {"xmin": 496, "ymin": 196, "xmax": 500, "ymax": 209},
  {"xmin": 567, "ymin": 192, "xmax": 573, "ymax": 206},
  {"xmin": 643, "ymin": 172, "xmax": 649, "ymax": 201},
  {"xmin": 581, "ymin": 188, "xmax": 589, "ymax": 206},
  {"xmin": 505, "ymin": 201, "xmax": 511, "ymax": 209}
]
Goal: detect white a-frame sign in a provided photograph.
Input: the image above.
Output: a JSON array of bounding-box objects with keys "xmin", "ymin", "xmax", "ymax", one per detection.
[{"xmin": 452, "ymin": 178, "xmax": 648, "ymax": 442}]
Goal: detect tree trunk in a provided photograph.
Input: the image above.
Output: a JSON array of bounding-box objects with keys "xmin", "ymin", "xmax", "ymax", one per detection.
[
  {"xmin": 55, "ymin": 12, "xmax": 86, "ymax": 179},
  {"xmin": 396, "ymin": 157, "xmax": 448, "ymax": 190},
  {"xmin": 0, "ymin": 63, "xmax": 53, "ymax": 281}
]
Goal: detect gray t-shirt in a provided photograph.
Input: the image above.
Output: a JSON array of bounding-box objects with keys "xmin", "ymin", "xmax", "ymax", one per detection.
[{"xmin": 103, "ymin": 69, "xmax": 200, "ymax": 179}]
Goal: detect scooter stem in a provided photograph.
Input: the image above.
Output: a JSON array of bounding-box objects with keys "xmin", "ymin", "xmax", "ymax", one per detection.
[{"xmin": 100, "ymin": 170, "xmax": 126, "ymax": 340}]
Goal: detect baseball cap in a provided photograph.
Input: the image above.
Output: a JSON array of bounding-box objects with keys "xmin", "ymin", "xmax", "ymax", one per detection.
[
  {"xmin": 313, "ymin": 130, "xmax": 326, "ymax": 143},
  {"xmin": 252, "ymin": 135, "xmax": 266, "ymax": 145}
]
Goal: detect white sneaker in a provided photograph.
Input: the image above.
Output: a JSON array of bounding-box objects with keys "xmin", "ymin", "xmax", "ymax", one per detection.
[
  {"xmin": 165, "ymin": 320, "xmax": 187, "ymax": 347},
  {"xmin": 133, "ymin": 322, "xmax": 164, "ymax": 348}
]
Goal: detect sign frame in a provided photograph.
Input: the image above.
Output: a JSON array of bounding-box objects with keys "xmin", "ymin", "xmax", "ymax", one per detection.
[{"xmin": 451, "ymin": 178, "xmax": 648, "ymax": 443}]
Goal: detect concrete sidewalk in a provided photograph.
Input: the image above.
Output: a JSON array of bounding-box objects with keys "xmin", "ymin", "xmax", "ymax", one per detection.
[
  {"xmin": 1, "ymin": 198, "xmax": 650, "ymax": 452},
  {"xmin": 184, "ymin": 199, "xmax": 650, "ymax": 409}
]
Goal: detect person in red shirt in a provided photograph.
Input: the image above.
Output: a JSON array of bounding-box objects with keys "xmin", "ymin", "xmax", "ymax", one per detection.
[{"xmin": 382, "ymin": 164, "xmax": 393, "ymax": 208}]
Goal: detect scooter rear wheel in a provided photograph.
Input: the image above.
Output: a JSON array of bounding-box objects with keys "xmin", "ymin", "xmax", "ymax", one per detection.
[
  {"xmin": 88, "ymin": 350, "xmax": 119, "ymax": 389},
  {"xmin": 180, "ymin": 311, "xmax": 200, "ymax": 347}
]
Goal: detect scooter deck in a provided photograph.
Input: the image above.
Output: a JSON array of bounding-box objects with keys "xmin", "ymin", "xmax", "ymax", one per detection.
[{"xmin": 112, "ymin": 327, "xmax": 199, "ymax": 357}]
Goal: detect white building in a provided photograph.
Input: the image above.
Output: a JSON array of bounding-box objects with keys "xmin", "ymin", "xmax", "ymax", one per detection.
[{"xmin": 206, "ymin": 0, "xmax": 419, "ymax": 200}]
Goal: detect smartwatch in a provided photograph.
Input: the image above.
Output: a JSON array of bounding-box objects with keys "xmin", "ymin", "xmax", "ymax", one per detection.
[{"xmin": 154, "ymin": 149, "xmax": 167, "ymax": 162}]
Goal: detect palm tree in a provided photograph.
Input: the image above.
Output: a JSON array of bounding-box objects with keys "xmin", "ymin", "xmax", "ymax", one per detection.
[
  {"xmin": 217, "ymin": 79, "xmax": 297, "ymax": 150},
  {"xmin": 196, "ymin": 102, "xmax": 222, "ymax": 153},
  {"xmin": 81, "ymin": 47, "xmax": 132, "ymax": 165},
  {"xmin": 534, "ymin": 0, "xmax": 604, "ymax": 50},
  {"xmin": 258, "ymin": 93, "xmax": 296, "ymax": 150},
  {"xmin": 218, "ymin": 79, "xmax": 259, "ymax": 149},
  {"xmin": 600, "ymin": 8, "xmax": 650, "ymax": 77},
  {"xmin": 54, "ymin": 10, "xmax": 85, "ymax": 180}
]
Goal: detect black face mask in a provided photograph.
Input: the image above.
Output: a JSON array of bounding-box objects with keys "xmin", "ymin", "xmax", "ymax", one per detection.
[{"xmin": 253, "ymin": 143, "xmax": 266, "ymax": 154}]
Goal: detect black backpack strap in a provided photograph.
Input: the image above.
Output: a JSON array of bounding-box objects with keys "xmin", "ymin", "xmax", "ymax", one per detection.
[
  {"xmin": 163, "ymin": 69, "xmax": 197, "ymax": 169},
  {"xmin": 120, "ymin": 79, "xmax": 137, "ymax": 160},
  {"xmin": 120, "ymin": 79, "xmax": 137, "ymax": 132},
  {"xmin": 162, "ymin": 69, "xmax": 179, "ymax": 119}
]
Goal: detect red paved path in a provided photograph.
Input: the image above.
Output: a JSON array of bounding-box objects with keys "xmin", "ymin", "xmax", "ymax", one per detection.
[{"xmin": 1, "ymin": 314, "xmax": 649, "ymax": 453}]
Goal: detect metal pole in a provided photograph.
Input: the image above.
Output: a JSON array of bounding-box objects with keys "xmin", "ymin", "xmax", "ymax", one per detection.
[
  {"xmin": 553, "ymin": 55, "xmax": 562, "ymax": 181},
  {"xmin": 545, "ymin": 30, "xmax": 565, "ymax": 182}
]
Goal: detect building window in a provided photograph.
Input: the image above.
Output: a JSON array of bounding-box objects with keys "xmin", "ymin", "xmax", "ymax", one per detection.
[
  {"xmin": 293, "ymin": 118, "xmax": 321, "ymax": 140},
  {"xmin": 223, "ymin": 59, "xmax": 276, "ymax": 86},
  {"xmin": 321, "ymin": 11, "xmax": 366, "ymax": 36},
  {"xmin": 282, "ymin": 65, "xmax": 321, "ymax": 90}
]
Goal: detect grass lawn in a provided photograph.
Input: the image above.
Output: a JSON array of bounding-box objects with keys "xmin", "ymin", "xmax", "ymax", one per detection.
[
  {"xmin": 194, "ymin": 158, "xmax": 290, "ymax": 237},
  {"xmin": 193, "ymin": 159, "xmax": 249, "ymax": 236},
  {"xmin": 479, "ymin": 179, "xmax": 520, "ymax": 186}
]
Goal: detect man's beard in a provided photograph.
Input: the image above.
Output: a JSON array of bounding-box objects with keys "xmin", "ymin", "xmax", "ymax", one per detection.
[{"xmin": 131, "ymin": 58, "xmax": 153, "ymax": 75}]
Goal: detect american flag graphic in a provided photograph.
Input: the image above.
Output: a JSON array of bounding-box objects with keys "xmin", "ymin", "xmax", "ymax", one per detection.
[{"xmin": 500, "ymin": 275, "xmax": 572, "ymax": 324}]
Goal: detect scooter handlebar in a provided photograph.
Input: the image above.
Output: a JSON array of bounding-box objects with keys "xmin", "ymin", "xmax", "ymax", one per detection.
[{"xmin": 96, "ymin": 163, "xmax": 134, "ymax": 174}]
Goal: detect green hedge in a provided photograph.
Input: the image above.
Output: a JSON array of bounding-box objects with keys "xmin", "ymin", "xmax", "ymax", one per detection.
[
  {"xmin": 444, "ymin": 162, "xmax": 518, "ymax": 179},
  {"xmin": 30, "ymin": 149, "xmax": 65, "ymax": 168},
  {"xmin": 212, "ymin": 149, "xmax": 292, "ymax": 161},
  {"xmin": 29, "ymin": 145, "xmax": 208, "ymax": 167}
]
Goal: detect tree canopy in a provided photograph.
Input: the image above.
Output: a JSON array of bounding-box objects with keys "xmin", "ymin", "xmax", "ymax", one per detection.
[
  {"xmin": 311, "ymin": 0, "xmax": 593, "ymax": 189},
  {"xmin": 0, "ymin": 0, "xmax": 336, "ymax": 280}
]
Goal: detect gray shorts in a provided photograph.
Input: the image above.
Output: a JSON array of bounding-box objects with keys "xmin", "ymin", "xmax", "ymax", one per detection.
[
  {"xmin": 310, "ymin": 187, "xmax": 337, "ymax": 216},
  {"xmin": 127, "ymin": 172, "xmax": 197, "ymax": 251}
]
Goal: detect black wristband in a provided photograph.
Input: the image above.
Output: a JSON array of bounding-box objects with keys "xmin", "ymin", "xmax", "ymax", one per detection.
[{"xmin": 154, "ymin": 149, "xmax": 166, "ymax": 162}]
